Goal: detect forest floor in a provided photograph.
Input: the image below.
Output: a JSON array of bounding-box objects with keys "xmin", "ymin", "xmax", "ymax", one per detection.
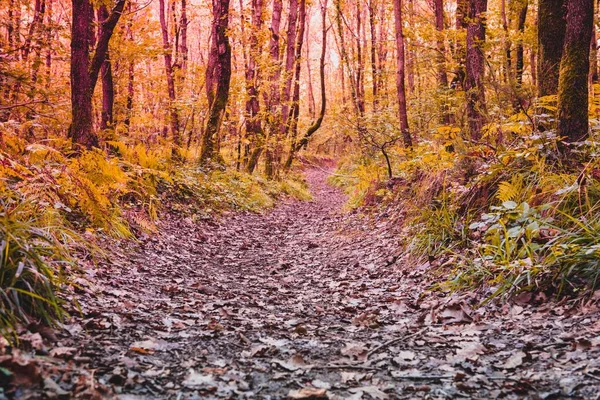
[{"xmin": 6, "ymin": 169, "xmax": 600, "ymax": 399}]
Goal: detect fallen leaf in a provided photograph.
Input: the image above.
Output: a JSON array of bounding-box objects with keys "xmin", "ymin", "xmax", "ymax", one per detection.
[
  {"xmin": 341, "ymin": 371, "xmax": 366, "ymax": 383},
  {"xmin": 129, "ymin": 338, "xmax": 164, "ymax": 354},
  {"xmin": 448, "ymin": 341, "xmax": 487, "ymax": 363},
  {"xmin": 501, "ymin": 351, "xmax": 526, "ymax": 369},
  {"xmin": 341, "ymin": 342, "xmax": 368, "ymax": 361},
  {"xmin": 20, "ymin": 333, "xmax": 44, "ymax": 351},
  {"xmin": 287, "ymin": 387, "xmax": 328, "ymax": 399},
  {"xmin": 49, "ymin": 347, "xmax": 78, "ymax": 359},
  {"xmin": 43, "ymin": 377, "xmax": 70, "ymax": 396},
  {"xmin": 396, "ymin": 350, "xmax": 416, "ymax": 361},
  {"xmin": 241, "ymin": 345, "xmax": 269, "ymax": 358},
  {"xmin": 182, "ymin": 369, "xmax": 217, "ymax": 388},
  {"xmin": 439, "ymin": 303, "xmax": 472, "ymax": 324},
  {"xmin": 312, "ymin": 379, "xmax": 332, "ymax": 389},
  {"xmin": 274, "ymin": 354, "xmax": 312, "ymax": 371},
  {"xmin": 349, "ymin": 386, "xmax": 389, "ymax": 400}
]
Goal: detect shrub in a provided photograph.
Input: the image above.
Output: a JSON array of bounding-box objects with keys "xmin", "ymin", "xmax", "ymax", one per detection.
[{"xmin": 0, "ymin": 199, "xmax": 69, "ymax": 340}]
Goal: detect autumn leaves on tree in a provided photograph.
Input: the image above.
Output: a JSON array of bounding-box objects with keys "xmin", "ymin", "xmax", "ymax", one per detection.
[{"xmin": 2, "ymin": 0, "xmax": 598, "ymax": 172}]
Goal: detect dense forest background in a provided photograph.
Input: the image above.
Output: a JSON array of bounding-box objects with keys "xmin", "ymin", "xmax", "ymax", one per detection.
[{"xmin": 1, "ymin": 0, "xmax": 600, "ymax": 341}]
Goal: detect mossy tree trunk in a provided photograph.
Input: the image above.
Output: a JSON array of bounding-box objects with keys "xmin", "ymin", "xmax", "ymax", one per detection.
[
  {"xmin": 464, "ymin": 0, "xmax": 488, "ymax": 140},
  {"xmin": 557, "ymin": 0, "xmax": 594, "ymax": 151},
  {"xmin": 200, "ymin": 0, "xmax": 232, "ymax": 165},
  {"xmin": 537, "ymin": 0, "xmax": 566, "ymax": 97}
]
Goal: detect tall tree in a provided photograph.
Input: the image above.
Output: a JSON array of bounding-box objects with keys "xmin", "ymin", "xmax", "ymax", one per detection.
[
  {"xmin": 464, "ymin": 0, "xmax": 488, "ymax": 140},
  {"xmin": 515, "ymin": 0, "xmax": 528, "ymax": 85},
  {"xmin": 69, "ymin": 0, "xmax": 126, "ymax": 150},
  {"xmin": 98, "ymin": 6, "xmax": 114, "ymax": 130},
  {"xmin": 247, "ymin": 0, "xmax": 282, "ymax": 173},
  {"xmin": 158, "ymin": 0, "xmax": 182, "ymax": 154},
  {"xmin": 283, "ymin": 0, "xmax": 307, "ymax": 167},
  {"xmin": 452, "ymin": 0, "xmax": 468, "ymax": 89},
  {"xmin": 244, "ymin": 0, "xmax": 265, "ymax": 174},
  {"xmin": 537, "ymin": 0, "xmax": 566, "ymax": 96},
  {"xmin": 285, "ymin": 0, "xmax": 328, "ymax": 169},
  {"xmin": 393, "ymin": 0, "xmax": 412, "ymax": 148},
  {"xmin": 200, "ymin": 0, "xmax": 232, "ymax": 164},
  {"xmin": 433, "ymin": 0, "xmax": 450, "ymax": 124},
  {"xmin": 557, "ymin": 0, "xmax": 594, "ymax": 150},
  {"xmin": 124, "ymin": 1, "xmax": 135, "ymax": 132}
]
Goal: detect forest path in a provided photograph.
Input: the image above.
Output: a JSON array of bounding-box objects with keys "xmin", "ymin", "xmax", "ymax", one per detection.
[{"xmin": 61, "ymin": 169, "xmax": 599, "ymax": 399}]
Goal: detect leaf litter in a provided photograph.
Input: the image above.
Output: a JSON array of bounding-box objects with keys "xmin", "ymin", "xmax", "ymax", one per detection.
[{"xmin": 1, "ymin": 169, "xmax": 600, "ymax": 399}]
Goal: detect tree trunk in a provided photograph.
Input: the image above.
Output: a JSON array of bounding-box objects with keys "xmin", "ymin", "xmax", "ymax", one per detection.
[
  {"xmin": 125, "ymin": 59, "xmax": 134, "ymax": 131},
  {"xmin": 335, "ymin": 0, "xmax": 362, "ymax": 118},
  {"xmin": 282, "ymin": 0, "xmax": 307, "ymax": 174},
  {"xmin": 180, "ymin": 0, "xmax": 188, "ymax": 73},
  {"xmin": 98, "ymin": 6, "xmax": 114, "ymax": 130},
  {"xmin": 433, "ymin": 0, "xmax": 450, "ymax": 124},
  {"xmin": 44, "ymin": 0, "xmax": 53, "ymax": 89},
  {"xmin": 464, "ymin": 0, "xmax": 487, "ymax": 140},
  {"xmin": 515, "ymin": 0, "xmax": 528, "ymax": 85},
  {"xmin": 501, "ymin": 0, "xmax": 511, "ymax": 83},
  {"xmin": 28, "ymin": 0, "xmax": 47, "ymax": 96},
  {"xmin": 393, "ymin": 0, "xmax": 412, "ymax": 148},
  {"xmin": 355, "ymin": 0, "xmax": 366, "ymax": 114},
  {"xmin": 285, "ymin": 0, "xmax": 328, "ymax": 170},
  {"xmin": 557, "ymin": 0, "xmax": 594, "ymax": 150},
  {"xmin": 590, "ymin": 24, "xmax": 598, "ymax": 84},
  {"xmin": 100, "ymin": 57, "xmax": 114, "ymax": 130},
  {"xmin": 406, "ymin": 0, "xmax": 416, "ymax": 93},
  {"xmin": 69, "ymin": 0, "xmax": 125, "ymax": 150},
  {"xmin": 200, "ymin": 0, "xmax": 232, "ymax": 165},
  {"xmin": 537, "ymin": 0, "xmax": 566, "ymax": 96},
  {"xmin": 249, "ymin": 0, "xmax": 282, "ymax": 175},
  {"xmin": 377, "ymin": 2, "xmax": 387, "ymax": 99},
  {"xmin": 124, "ymin": 1, "xmax": 135, "ymax": 133},
  {"xmin": 244, "ymin": 0, "xmax": 265, "ymax": 174},
  {"xmin": 280, "ymin": 0, "xmax": 299, "ymax": 133},
  {"xmin": 305, "ymin": 9, "xmax": 316, "ymax": 119},
  {"xmin": 159, "ymin": 0, "xmax": 181, "ymax": 152},
  {"xmin": 23, "ymin": 0, "xmax": 45, "ymax": 61},
  {"xmin": 452, "ymin": 0, "xmax": 468, "ymax": 89},
  {"xmin": 69, "ymin": 0, "xmax": 96, "ymax": 149},
  {"xmin": 368, "ymin": 0, "xmax": 379, "ymax": 110}
]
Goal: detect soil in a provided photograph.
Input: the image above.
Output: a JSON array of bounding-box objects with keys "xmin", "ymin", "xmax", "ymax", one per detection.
[{"xmin": 4, "ymin": 169, "xmax": 600, "ymax": 399}]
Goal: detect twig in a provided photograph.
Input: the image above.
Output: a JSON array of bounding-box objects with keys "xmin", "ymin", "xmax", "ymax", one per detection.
[
  {"xmin": 366, "ymin": 327, "xmax": 428, "ymax": 359},
  {"xmin": 391, "ymin": 374, "xmax": 453, "ymax": 380},
  {"xmin": 533, "ymin": 341, "xmax": 568, "ymax": 350},
  {"xmin": 311, "ymin": 364, "xmax": 378, "ymax": 371},
  {"xmin": 585, "ymin": 373, "xmax": 600, "ymax": 382}
]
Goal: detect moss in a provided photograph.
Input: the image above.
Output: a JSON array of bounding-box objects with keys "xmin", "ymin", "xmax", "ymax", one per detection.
[
  {"xmin": 537, "ymin": 0, "xmax": 567, "ymax": 97},
  {"xmin": 556, "ymin": 0, "xmax": 594, "ymax": 148}
]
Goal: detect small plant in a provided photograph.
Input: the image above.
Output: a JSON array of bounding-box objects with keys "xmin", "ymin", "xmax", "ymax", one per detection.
[
  {"xmin": 411, "ymin": 192, "xmax": 468, "ymax": 258},
  {"xmin": 543, "ymin": 207, "xmax": 600, "ymax": 295},
  {"xmin": 0, "ymin": 200, "xmax": 68, "ymax": 340}
]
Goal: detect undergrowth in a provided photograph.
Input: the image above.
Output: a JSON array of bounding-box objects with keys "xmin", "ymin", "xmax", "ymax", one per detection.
[
  {"xmin": 331, "ymin": 112, "xmax": 600, "ymax": 301},
  {"xmin": 0, "ymin": 130, "xmax": 311, "ymax": 338}
]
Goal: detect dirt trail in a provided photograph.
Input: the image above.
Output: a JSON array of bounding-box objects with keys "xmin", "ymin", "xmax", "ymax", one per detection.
[{"xmin": 46, "ymin": 169, "xmax": 600, "ymax": 399}]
